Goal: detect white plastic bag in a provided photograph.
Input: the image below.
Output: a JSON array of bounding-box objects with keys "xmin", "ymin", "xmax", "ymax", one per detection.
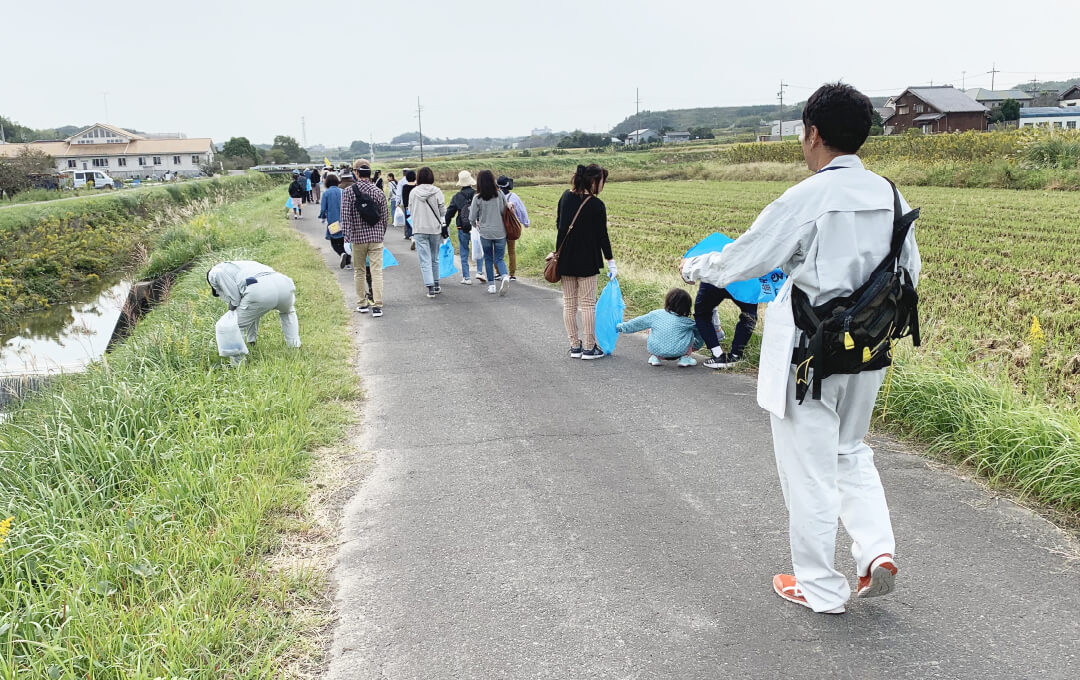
[
  {"xmin": 215, "ymin": 310, "xmax": 248, "ymax": 359},
  {"xmin": 344, "ymin": 241, "xmax": 353, "ymax": 256},
  {"xmin": 393, "ymin": 206, "xmax": 406, "ymax": 227},
  {"xmin": 470, "ymin": 231, "xmax": 484, "ymax": 262}
]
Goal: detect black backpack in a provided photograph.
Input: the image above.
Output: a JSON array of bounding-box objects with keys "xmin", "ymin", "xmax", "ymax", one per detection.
[
  {"xmin": 790, "ymin": 179, "xmax": 921, "ymax": 403},
  {"xmin": 456, "ymin": 189, "xmax": 473, "ymax": 230},
  {"xmin": 351, "ymin": 184, "xmax": 382, "ymax": 226}
]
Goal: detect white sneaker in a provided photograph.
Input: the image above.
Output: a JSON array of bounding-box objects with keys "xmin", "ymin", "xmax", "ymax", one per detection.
[
  {"xmin": 476, "ymin": 273, "xmax": 487, "ymax": 283},
  {"xmin": 499, "ymin": 276, "xmax": 510, "ymax": 296},
  {"xmin": 648, "ymin": 355, "xmax": 661, "ymax": 366},
  {"xmin": 487, "ymin": 284, "xmax": 497, "ymax": 294},
  {"xmin": 460, "ymin": 278, "xmax": 472, "ymax": 285}
]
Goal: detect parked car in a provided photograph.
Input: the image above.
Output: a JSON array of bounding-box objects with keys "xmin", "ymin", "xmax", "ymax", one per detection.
[{"xmin": 70, "ymin": 170, "xmax": 115, "ymax": 189}]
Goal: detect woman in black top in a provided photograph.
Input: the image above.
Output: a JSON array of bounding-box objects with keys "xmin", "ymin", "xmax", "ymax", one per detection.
[{"xmin": 549, "ymin": 164, "xmax": 616, "ymax": 360}]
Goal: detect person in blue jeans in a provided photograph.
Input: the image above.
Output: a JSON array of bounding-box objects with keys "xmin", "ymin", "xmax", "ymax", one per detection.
[
  {"xmin": 468, "ymin": 170, "xmax": 511, "ymax": 296},
  {"xmin": 693, "ymin": 282, "xmax": 758, "ymax": 369},
  {"xmin": 406, "ymin": 167, "xmax": 446, "ymax": 298},
  {"xmin": 444, "ymin": 170, "xmax": 477, "ymax": 284}
]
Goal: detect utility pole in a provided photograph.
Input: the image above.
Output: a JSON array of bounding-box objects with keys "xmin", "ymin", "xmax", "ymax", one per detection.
[
  {"xmin": 370, "ymin": 131, "xmax": 375, "ymax": 164},
  {"xmin": 102, "ymin": 92, "xmax": 110, "ymax": 122},
  {"xmin": 634, "ymin": 87, "xmax": 641, "ymax": 144},
  {"xmin": 301, "ymin": 116, "xmax": 307, "ymax": 147},
  {"xmin": 777, "ymin": 81, "xmax": 788, "ymax": 140},
  {"xmin": 962, "ymin": 70, "xmax": 966, "ymax": 90},
  {"xmin": 416, "ymin": 97, "xmax": 424, "ymax": 161},
  {"xmin": 989, "ymin": 62, "xmax": 999, "ymax": 91}
]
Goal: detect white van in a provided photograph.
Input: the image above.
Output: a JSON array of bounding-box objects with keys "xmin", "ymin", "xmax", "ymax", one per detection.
[{"xmin": 70, "ymin": 170, "xmax": 115, "ymax": 189}]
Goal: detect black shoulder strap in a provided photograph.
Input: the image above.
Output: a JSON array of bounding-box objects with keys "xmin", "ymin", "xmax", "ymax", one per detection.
[{"xmin": 883, "ymin": 178, "xmax": 920, "ymax": 265}]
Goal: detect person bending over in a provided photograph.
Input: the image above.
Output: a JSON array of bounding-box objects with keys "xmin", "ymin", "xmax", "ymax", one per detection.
[{"xmin": 207, "ymin": 260, "xmax": 301, "ymax": 349}]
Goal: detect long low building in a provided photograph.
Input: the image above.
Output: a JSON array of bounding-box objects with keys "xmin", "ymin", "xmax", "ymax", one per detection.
[
  {"xmin": 0, "ymin": 123, "xmax": 215, "ymax": 178},
  {"xmin": 1019, "ymin": 107, "xmax": 1080, "ymax": 130}
]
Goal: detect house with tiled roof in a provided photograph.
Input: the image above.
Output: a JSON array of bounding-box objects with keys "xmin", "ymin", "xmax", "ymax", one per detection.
[
  {"xmin": 0, "ymin": 123, "xmax": 215, "ymax": 178},
  {"xmin": 964, "ymin": 88, "xmax": 1034, "ymax": 109},
  {"xmin": 886, "ymin": 86, "xmax": 988, "ymax": 135},
  {"xmin": 1060, "ymin": 84, "xmax": 1080, "ymax": 108}
]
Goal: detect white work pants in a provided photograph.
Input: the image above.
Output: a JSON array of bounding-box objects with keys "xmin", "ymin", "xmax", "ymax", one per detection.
[
  {"xmin": 235, "ymin": 273, "xmax": 301, "ymax": 347},
  {"xmin": 770, "ymin": 366, "xmax": 894, "ymax": 612}
]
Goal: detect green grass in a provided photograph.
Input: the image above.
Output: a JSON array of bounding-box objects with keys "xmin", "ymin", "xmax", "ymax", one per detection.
[
  {"xmin": 0, "ymin": 173, "xmax": 275, "ymax": 331},
  {"xmin": 510, "ymin": 179, "xmax": 1080, "ymax": 514},
  {"xmin": 0, "ymin": 189, "xmax": 355, "ymax": 678}
]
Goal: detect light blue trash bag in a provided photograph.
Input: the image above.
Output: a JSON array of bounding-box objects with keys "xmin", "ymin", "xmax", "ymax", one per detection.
[
  {"xmin": 353, "ymin": 244, "xmax": 399, "ymax": 268},
  {"xmin": 684, "ymin": 232, "xmax": 786, "ymax": 303},
  {"xmin": 595, "ymin": 277, "xmax": 626, "ymax": 355},
  {"xmin": 438, "ymin": 239, "xmax": 459, "ymax": 279}
]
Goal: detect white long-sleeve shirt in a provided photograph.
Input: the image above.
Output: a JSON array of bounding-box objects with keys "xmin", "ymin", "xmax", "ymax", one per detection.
[
  {"xmin": 682, "ymin": 154, "xmax": 921, "ymax": 305},
  {"xmin": 681, "ymin": 154, "xmax": 922, "ymax": 417}
]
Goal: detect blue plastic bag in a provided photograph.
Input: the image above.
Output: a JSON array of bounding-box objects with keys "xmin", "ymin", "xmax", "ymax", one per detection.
[
  {"xmin": 361, "ymin": 248, "xmax": 398, "ymax": 268},
  {"xmin": 595, "ymin": 277, "xmax": 626, "ymax": 355},
  {"xmin": 438, "ymin": 239, "xmax": 459, "ymax": 279},
  {"xmin": 285, "ymin": 197, "xmax": 294, "ymax": 209},
  {"xmin": 684, "ymin": 232, "xmax": 786, "ymax": 304}
]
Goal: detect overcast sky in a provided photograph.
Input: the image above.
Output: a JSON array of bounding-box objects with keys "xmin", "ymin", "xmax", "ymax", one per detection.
[{"xmin": 7, "ymin": 0, "xmax": 1079, "ymax": 146}]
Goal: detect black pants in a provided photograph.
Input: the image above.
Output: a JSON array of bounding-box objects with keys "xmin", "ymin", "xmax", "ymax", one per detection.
[
  {"xmin": 329, "ymin": 236, "xmax": 352, "ymax": 265},
  {"xmin": 694, "ymin": 282, "xmax": 758, "ymax": 355}
]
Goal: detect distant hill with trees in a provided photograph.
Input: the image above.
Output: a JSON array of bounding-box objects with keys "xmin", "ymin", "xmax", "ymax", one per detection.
[
  {"xmin": 1010, "ymin": 77, "xmax": 1080, "ymax": 93},
  {"xmin": 0, "ymin": 117, "xmax": 130, "ymax": 143},
  {"xmin": 609, "ymin": 97, "xmax": 890, "ymax": 135}
]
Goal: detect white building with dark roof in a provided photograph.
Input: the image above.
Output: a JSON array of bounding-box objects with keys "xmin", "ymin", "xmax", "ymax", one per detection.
[
  {"xmin": 1018, "ymin": 107, "xmax": 1080, "ymax": 130},
  {"xmin": 0, "ymin": 123, "xmax": 215, "ymax": 178}
]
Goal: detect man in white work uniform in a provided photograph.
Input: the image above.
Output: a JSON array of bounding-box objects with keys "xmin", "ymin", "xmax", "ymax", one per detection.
[
  {"xmin": 682, "ymin": 83, "xmax": 921, "ymax": 614},
  {"xmin": 207, "ymin": 260, "xmax": 301, "ymax": 349}
]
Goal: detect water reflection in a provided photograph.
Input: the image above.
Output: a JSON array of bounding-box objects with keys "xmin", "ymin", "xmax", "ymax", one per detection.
[{"xmin": 0, "ymin": 280, "xmax": 132, "ymax": 376}]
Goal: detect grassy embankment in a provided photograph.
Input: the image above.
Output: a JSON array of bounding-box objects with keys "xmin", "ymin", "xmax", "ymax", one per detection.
[
  {"xmin": 510, "ymin": 180, "xmax": 1080, "ymax": 516},
  {"xmin": 414, "ymin": 129, "xmax": 1080, "ymax": 192},
  {"xmin": 0, "ymin": 179, "xmax": 187, "ymax": 206},
  {"xmin": 0, "ymin": 189, "xmax": 355, "ymax": 677},
  {"xmin": 0, "ymin": 173, "xmax": 275, "ymax": 332}
]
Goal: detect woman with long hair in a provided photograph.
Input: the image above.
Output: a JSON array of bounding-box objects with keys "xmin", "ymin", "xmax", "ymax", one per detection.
[
  {"xmin": 548, "ymin": 164, "xmax": 615, "ymax": 359},
  {"xmin": 469, "ymin": 170, "xmax": 511, "ymax": 295}
]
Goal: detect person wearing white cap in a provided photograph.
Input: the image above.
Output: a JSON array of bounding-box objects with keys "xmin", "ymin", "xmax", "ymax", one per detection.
[{"xmin": 445, "ymin": 170, "xmax": 478, "ymax": 284}]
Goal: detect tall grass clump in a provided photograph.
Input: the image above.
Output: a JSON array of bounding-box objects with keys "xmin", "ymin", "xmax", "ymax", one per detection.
[
  {"xmin": 880, "ymin": 362, "xmax": 1080, "ymax": 514},
  {"xmin": 0, "ymin": 190, "xmax": 355, "ymax": 678}
]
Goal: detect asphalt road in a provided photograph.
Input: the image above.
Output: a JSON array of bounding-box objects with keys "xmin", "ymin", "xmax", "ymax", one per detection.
[{"xmin": 289, "ymin": 208, "xmax": 1080, "ymax": 680}]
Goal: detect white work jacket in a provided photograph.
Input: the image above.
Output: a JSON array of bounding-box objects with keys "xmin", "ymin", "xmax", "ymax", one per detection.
[{"xmin": 682, "ymin": 154, "xmax": 922, "ymax": 418}]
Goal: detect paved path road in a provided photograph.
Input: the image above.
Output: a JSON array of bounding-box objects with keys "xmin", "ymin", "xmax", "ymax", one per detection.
[{"xmin": 288, "ymin": 210, "xmax": 1079, "ymax": 680}]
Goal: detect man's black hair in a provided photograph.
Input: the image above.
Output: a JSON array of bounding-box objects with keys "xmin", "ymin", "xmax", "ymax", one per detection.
[{"xmin": 801, "ymin": 82, "xmax": 873, "ymax": 154}]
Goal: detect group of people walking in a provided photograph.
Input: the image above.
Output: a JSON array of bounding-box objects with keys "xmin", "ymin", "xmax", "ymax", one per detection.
[{"xmin": 273, "ymin": 83, "xmax": 921, "ymax": 618}]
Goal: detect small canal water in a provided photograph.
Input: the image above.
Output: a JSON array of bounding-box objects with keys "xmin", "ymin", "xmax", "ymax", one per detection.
[{"xmin": 0, "ymin": 280, "xmax": 132, "ymax": 409}]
